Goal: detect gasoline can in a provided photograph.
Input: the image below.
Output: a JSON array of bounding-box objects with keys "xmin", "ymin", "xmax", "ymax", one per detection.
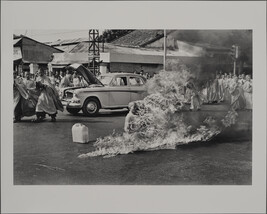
[{"xmin": 72, "ymin": 123, "xmax": 89, "ymax": 143}]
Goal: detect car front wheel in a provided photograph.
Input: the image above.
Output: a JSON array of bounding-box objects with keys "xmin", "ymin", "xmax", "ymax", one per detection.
[
  {"xmin": 66, "ymin": 107, "xmax": 81, "ymax": 115},
  {"xmin": 82, "ymin": 98, "xmax": 100, "ymax": 116}
]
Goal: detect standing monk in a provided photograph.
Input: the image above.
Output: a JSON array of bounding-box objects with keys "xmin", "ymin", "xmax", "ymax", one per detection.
[
  {"xmin": 14, "ymin": 71, "xmax": 38, "ymax": 122},
  {"xmin": 186, "ymin": 81, "xmax": 201, "ymax": 111},
  {"xmin": 35, "ymin": 68, "xmax": 63, "ymax": 122},
  {"xmin": 228, "ymin": 76, "xmax": 246, "ymax": 110},
  {"xmin": 210, "ymin": 74, "xmax": 220, "ymax": 103},
  {"xmin": 218, "ymin": 74, "xmax": 224, "ymax": 102},
  {"xmin": 242, "ymin": 75, "xmax": 252, "ymax": 110}
]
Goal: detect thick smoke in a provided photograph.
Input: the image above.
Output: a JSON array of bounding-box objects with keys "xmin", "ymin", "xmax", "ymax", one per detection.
[{"xmin": 78, "ymin": 64, "xmax": 238, "ymax": 158}]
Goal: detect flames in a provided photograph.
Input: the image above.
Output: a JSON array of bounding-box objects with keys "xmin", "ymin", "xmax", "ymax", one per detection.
[{"xmin": 78, "ymin": 67, "xmax": 238, "ymax": 159}]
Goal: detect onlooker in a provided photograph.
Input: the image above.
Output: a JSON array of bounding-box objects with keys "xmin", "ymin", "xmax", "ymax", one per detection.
[
  {"xmin": 59, "ymin": 70, "xmax": 72, "ymax": 88},
  {"xmin": 23, "ymin": 71, "xmax": 35, "ymax": 89},
  {"xmin": 72, "ymin": 71, "xmax": 82, "ymax": 87}
]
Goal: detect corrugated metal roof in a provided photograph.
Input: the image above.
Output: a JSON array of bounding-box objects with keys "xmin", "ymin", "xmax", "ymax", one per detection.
[
  {"xmin": 53, "ymin": 44, "xmax": 78, "ymax": 52},
  {"xmin": 50, "ymin": 37, "xmax": 88, "ymax": 46},
  {"xmin": 111, "ymin": 30, "xmax": 164, "ymax": 47},
  {"xmin": 70, "ymin": 42, "xmax": 205, "ymax": 57}
]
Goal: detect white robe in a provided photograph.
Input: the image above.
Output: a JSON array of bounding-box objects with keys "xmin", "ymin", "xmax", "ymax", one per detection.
[
  {"xmin": 36, "ymin": 76, "xmax": 63, "ymax": 114},
  {"xmin": 242, "ymin": 80, "xmax": 252, "ymax": 109}
]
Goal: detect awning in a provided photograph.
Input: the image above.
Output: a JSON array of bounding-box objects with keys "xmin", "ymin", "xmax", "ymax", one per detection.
[
  {"xmin": 51, "ymin": 52, "xmax": 89, "ymax": 65},
  {"xmin": 13, "ymin": 38, "xmax": 22, "ymax": 46},
  {"xmin": 51, "ymin": 65, "xmax": 67, "ymax": 68},
  {"xmin": 13, "ymin": 47, "xmax": 22, "ymax": 61}
]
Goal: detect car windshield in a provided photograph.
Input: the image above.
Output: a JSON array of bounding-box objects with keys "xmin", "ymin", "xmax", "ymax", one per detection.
[{"xmin": 98, "ymin": 76, "xmax": 113, "ymax": 86}]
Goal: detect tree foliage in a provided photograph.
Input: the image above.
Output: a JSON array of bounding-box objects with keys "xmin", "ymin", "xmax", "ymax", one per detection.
[{"xmin": 99, "ymin": 30, "xmax": 134, "ymax": 42}]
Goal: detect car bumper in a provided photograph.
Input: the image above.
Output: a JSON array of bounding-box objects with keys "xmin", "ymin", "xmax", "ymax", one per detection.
[
  {"xmin": 68, "ymin": 103, "xmax": 82, "ymax": 108},
  {"xmin": 62, "ymin": 99, "xmax": 82, "ymax": 108}
]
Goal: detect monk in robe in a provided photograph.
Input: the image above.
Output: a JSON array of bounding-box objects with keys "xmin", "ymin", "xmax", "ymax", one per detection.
[
  {"xmin": 14, "ymin": 72, "xmax": 38, "ymax": 122},
  {"xmin": 35, "ymin": 68, "xmax": 63, "ymax": 122},
  {"xmin": 228, "ymin": 76, "xmax": 246, "ymax": 110},
  {"xmin": 218, "ymin": 74, "xmax": 225, "ymax": 102},
  {"xmin": 186, "ymin": 81, "xmax": 201, "ymax": 111},
  {"xmin": 242, "ymin": 75, "xmax": 252, "ymax": 110},
  {"xmin": 210, "ymin": 74, "xmax": 220, "ymax": 103},
  {"xmin": 224, "ymin": 74, "xmax": 232, "ymax": 103},
  {"xmin": 124, "ymin": 102, "xmax": 140, "ymax": 133}
]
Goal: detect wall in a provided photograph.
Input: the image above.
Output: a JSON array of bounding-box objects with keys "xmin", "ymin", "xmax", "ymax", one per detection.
[
  {"xmin": 110, "ymin": 62, "xmax": 163, "ymax": 76},
  {"xmin": 22, "ymin": 38, "xmax": 62, "ymax": 64}
]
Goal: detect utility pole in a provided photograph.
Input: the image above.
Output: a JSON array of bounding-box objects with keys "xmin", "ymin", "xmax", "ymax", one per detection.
[
  {"xmin": 88, "ymin": 30, "xmax": 100, "ymax": 75},
  {"xmin": 163, "ymin": 29, "xmax": 167, "ymax": 71},
  {"xmin": 230, "ymin": 45, "xmax": 239, "ymax": 75}
]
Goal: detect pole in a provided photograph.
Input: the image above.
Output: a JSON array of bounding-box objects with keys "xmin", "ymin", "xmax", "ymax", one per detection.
[
  {"xmin": 163, "ymin": 29, "xmax": 167, "ymax": 71},
  {"xmin": 233, "ymin": 59, "xmax": 236, "ymax": 76}
]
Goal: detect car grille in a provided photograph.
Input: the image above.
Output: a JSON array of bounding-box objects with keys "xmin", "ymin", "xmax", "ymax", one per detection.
[{"xmin": 64, "ymin": 91, "xmax": 73, "ymax": 99}]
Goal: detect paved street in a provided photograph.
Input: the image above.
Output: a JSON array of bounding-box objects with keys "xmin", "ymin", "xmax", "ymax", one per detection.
[{"xmin": 14, "ymin": 105, "xmax": 252, "ymax": 185}]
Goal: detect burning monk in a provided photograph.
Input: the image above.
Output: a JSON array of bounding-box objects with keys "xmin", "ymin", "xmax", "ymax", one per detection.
[
  {"xmin": 13, "ymin": 71, "xmax": 38, "ymax": 123},
  {"xmin": 124, "ymin": 102, "xmax": 140, "ymax": 133},
  {"xmin": 34, "ymin": 68, "xmax": 63, "ymax": 122}
]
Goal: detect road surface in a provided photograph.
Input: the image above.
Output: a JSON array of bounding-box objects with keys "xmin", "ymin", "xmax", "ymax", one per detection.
[{"xmin": 14, "ymin": 104, "xmax": 252, "ymax": 185}]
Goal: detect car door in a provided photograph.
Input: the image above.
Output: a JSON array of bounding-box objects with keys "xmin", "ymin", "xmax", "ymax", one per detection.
[
  {"xmin": 129, "ymin": 76, "xmax": 147, "ymax": 102},
  {"xmin": 109, "ymin": 76, "xmax": 131, "ymax": 107}
]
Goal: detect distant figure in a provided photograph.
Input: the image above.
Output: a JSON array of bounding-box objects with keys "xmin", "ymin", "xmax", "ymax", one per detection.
[
  {"xmin": 210, "ymin": 74, "xmax": 220, "ymax": 103},
  {"xmin": 23, "ymin": 71, "xmax": 35, "ymax": 89},
  {"xmin": 206, "ymin": 79, "xmax": 213, "ymax": 103},
  {"xmin": 242, "ymin": 75, "xmax": 252, "ymax": 110},
  {"xmin": 224, "ymin": 74, "xmax": 232, "ymax": 103},
  {"xmin": 72, "ymin": 71, "xmax": 82, "ymax": 87},
  {"xmin": 238, "ymin": 73, "xmax": 246, "ymax": 86},
  {"xmin": 45, "ymin": 70, "xmax": 50, "ymax": 77},
  {"xmin": 186, "ymin": 81, "xmax": 201, "ymax": 111},
  {"xmin": 218, "ymin": 74, "xmax": 225, "ymax": 102},
  {"xmin": 229, "ymin": 76, "xmax": 246, "ymax": 110},
  {"xmin": 59, "ymin": 70, "xmax": 72, "ymax": 88},
  {"xmin": 48, "ymin": 72, "xmax": 56, "ymax": 86},
  {"xmin": 59, "ymin": 70, "xmax": 64, "ymax": 80},
  {"xmin": 66, "ymin": 69, "xmax": 73, "ymax": 83}
]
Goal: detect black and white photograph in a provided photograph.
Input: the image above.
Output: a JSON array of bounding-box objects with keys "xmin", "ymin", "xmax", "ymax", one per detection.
[
  {"xmin": 1, "ymin": 1, "xmax": 266, "ymax": 213},
  {"xmin": 13, "ymin": 29, "xmax": 253, "ymax": 185}
]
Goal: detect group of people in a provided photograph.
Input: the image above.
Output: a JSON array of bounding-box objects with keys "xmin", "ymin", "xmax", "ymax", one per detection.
[
  {"xmin": 46, "ymin": 69, "xmax": 88, "ymax": 91},
  {"xmin": 13, "ymin": 68, "xmax": 64, "ymax": 123},
  {"xmin": 184, "ymin": 72, "xmax": 253, "ymax": 111}
]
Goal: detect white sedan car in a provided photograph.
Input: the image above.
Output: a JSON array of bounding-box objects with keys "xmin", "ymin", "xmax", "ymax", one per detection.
[{"xmin": 62, "ymin": 64, "xmax": 147, "ymax": 116}]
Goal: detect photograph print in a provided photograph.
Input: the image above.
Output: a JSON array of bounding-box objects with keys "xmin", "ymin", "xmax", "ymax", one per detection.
[{"xmin": 13, "ymin": 29, "xmax": 253, "ymax": 185}]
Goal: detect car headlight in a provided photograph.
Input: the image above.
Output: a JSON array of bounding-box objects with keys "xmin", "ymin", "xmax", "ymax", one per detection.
[
  {"xmin": 71, "ymin": 93, "xmax": 80, "ymax": 103},
  {"xmin": 59, "ymin": 91, "xmax": 63, "ymax": 99}
]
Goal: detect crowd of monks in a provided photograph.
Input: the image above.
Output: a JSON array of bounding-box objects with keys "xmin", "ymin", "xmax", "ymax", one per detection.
[
  {"xmin": 14, "ymin": 69, "xmax": 253, "ymax": 124},
  {"xmin": 185, "ymin": 73, "xmax": 253, "ymax": 111}
]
